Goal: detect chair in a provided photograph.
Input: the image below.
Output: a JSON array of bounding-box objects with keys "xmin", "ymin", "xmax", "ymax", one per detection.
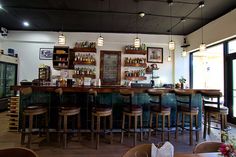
[
  {"xmin": 147, "ymin": 89, "xmax": 171, "ymax": 142},
  {"xmin": 120, "ymin": 89, "xmax": 143, "ymax": 146},
  {"xmin": 0, "ymin": 147, "xmax": 39, "ymax": 157},
  {"xmin": 122, "ymin": 144, "xmax": 151, "ymax": 157},
  {"xmin": 193, "ymin": 141, "xmax": 222, "ymax": 153},
  {"xmin": 20, "ymin": 87, "xmax": 49, "ymax": 148},
  {"xmin": 175, "ymin": 90, "xmax": 199, "ymax": 145},
  {"xmin": 56, "ymin": 88, "xmax": 81, "ymax": 148},
  {"xmin": 89, "ymin": 89, "xmax": 113, "ymax": 149},
  {"xmin": 200, "ymin": 90, "xmax": 228, "ymax": 140}
]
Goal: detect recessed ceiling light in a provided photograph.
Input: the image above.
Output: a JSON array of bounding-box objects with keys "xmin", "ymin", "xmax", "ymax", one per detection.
[{"xmin": 23, "ymin": 21, "xmax": 30, "ymax": 27}]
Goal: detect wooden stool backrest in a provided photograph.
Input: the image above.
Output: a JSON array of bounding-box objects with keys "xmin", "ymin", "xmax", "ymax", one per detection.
[
  {"xmin": 200, "ymin": 90, "xmax": 222, "ymax": 110},
  {"xmin": 175, "ymin": 89, "xmax": 193, "ymax": 111},
  {"xmin": 0, "ymin": 147, "xmax": 39, "ymax": 157},
  {"xmin": 147, "ymin": 89, "xmax": 164, "ymax": 110},
  {"xmin": 119, "ymin": 89, "xmax": 134, "ymax": 105},
  {"xmin": 20, "ymin": 87, "xmax": 32, "ymax": 96},
  {"xmin": 193, "ymin": 141, "xmax": 222, "ymax": 153},
  {"xmin": 122, "ymin": 144, "xmax": 151, "ymax": 157},
  {"xmin": 88, "ymin": 89, "xmax": 98, "ymax": 105}
]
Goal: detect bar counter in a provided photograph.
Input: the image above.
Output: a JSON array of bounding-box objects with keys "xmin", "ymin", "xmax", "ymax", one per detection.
[{"xmin": 11, "ymin": 85, "xmax": 219, "ymax": 130}]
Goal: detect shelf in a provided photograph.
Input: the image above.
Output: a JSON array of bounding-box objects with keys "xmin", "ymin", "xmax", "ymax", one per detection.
[
  {"xmin": 53, "ymin": 60, "xmax": 68, "ymax": 63},
  {"xmin": 124, "ymin": 63, "xmax": 147, "ymax": 67},
  {"xmin": 53, "ymin": 66, "xmax": 69, "ymax": 69},
  {"xmin": 53, "ymin": 53, "xmax": 68, "ymax": 55},
  {"xmin": 124, "ymin": 50, "xmax": 147, "ymax": 55},
  {"xmin": 124, "ymin": 76, "xmax": 147, "ymax": 81},
  {"xmin": 73, "ymin": 74, "xmax": 96, "ymax": 79},
  {"xmin": 74, "ymin": 61, "xmax": 96, "ymax": 65},
  {"xmin": 72, "ymin": 47, "xmax": 96, "ymax": 53}
]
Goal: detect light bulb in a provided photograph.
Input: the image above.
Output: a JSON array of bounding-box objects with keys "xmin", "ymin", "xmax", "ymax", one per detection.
[
  {"xmin": 134, "ymin": 37, "xmax": 141, "ymax": 48},
  {"xmin": 199, "ymin": 43, "xmax": 206, "ymax": 52},
  {"xmin": 97, "ymin": 36, "xmax": 104, "ymax": 46},
  {"xmin": 182, "ymin": 49, "xmax": 187, "ymax": 57},
  {"xmin": 168, "ymin": 40, "xmax": 175, "ymax": 51},
  {"xmin": 58, "ymin": 33, "xmax": 66, "ymax": 45},
  {"xmin": 167, "ymin": 56, "xmax": 172, "ymax": 62}
]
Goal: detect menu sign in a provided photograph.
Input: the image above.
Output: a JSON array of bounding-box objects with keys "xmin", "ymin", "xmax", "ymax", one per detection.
[{"xmin": 100, "ymin": 51, "xmax": 121, "ymax": 85}]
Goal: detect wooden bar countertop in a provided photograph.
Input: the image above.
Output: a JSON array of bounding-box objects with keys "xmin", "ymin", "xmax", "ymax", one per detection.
[{"xmin": 11, "ymin": 85, "xmax": 220, "ymax": 94}]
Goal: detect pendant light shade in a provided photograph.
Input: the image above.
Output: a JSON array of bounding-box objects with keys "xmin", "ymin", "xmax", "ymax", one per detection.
[
  {"xmin": 167, "ymin": 55, "xmax": 172, "ymax": 62},
  {"xmin": 58, "ymin": 33, "xmax": 66, "ymax": 45},
  {"xmin": 182, "ymin": 49, "xmax": 187, "ymax": 57},
  {"xmin": 97, "ymin": 35, "xmax": 104, "ymax": 47},
  {"xmin": 199, "ymin": 43, "xmax": 206, "ymax": 52},
  {"xmin": 168, "ymin": 40, "xmax": 175, "ymax": 51},
  {"xmin": 134, "ymin": 37, "xmax": 141, "ymax": 48}
]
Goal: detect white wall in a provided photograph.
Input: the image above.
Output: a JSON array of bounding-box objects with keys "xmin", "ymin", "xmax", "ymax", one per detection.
[
  {"xmin": 187, "ymin": 8, "xmax": 236, "ymax": 52},
  {"xmin": 2, "ymin": 31, "xmax": 186, "ymax": 85}
]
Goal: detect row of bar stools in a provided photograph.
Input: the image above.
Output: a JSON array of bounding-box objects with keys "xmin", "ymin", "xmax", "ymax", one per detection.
[
  {"xmin": 120, "ymin": 89, "xmax": 143, "ymax": 146},
  {"xmin": 201, "ymin": 90, "xmax": 228, "ymax": 140},
  {"xmin": 147, "ymin": 89, "xmax": 171, "ymax": 142},
  {"xmin": 55, "ymin": 88, "xmax": 81, "ymax": 148},
  {"xmin": 20, "ymin": 87, "xmax": 49, "ymax": 148},
  {"xmin": 175, "ymin": 90, "xmax": 199, "ymax": 145},
  {"xmin": 89, "ymin": 89, "xmax": 113, "ymax": 149}
]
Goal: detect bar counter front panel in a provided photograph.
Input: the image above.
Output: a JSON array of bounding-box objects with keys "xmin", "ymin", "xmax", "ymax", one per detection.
[{"xmin": 11, "ymin": 85, "xmax": 210, "ymax": 130}]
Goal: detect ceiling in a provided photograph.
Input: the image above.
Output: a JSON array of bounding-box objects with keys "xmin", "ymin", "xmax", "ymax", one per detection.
[{"xmin": 0, "ymin": 0, "xmax": 236, "ymax": 35}]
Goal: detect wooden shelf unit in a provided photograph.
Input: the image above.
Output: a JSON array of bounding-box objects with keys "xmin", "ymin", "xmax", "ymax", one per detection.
[
  {"xmin": 7, "ymin": 96, "xmax": 19, "ymax": 132},
  {"xmin": 124, "ymin": 62, "xmax": 147, "ymax": 67},
  {"xmin": 124, "ymin": 76, "xmax": 147, "ymax": 81},
  {"xmin": 124, "ymin": 49, "xmax": 147, "ymax": 55},
  {"xmin": 53, "ymin": 46, "xmax": 70, "ymax": 69},
  {"xmin": 72, "ymin": 47, "xmax": 96, "ymax": 53},
  {"xmin": 74, "ymin": 60, "xmax": 96, "ymax": 66},
  {"xmin": 73, "ymin": 74, "xmax": 96, "ymax": 79}
]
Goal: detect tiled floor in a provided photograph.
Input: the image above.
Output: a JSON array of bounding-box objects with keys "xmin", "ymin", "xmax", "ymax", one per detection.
[{"xmin": 0, "ymin": 111, "xmax": 234, "ymax": 157}]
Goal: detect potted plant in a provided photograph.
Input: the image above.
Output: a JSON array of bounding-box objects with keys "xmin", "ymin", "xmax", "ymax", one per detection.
[{"xmin": 179, "ymin": 76, "xmax": 186, "ymax": 89}]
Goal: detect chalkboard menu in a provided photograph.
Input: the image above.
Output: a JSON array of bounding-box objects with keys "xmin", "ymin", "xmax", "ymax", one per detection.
[{"xmin": 100, "ymin": 51, "xmax": 121, "ymax": 85}]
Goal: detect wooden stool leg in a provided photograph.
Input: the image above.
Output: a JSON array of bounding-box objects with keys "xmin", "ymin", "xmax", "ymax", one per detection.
[
  {"xmin": 156, "ymin": 114, "xmax": 159, "ymax": 136},
  {"xmin": 168, "ymin": 114, "xmax": 170, "ymax": 141},
  {"xmin": 190, "ymin": 114, "xmax": 193, "ymax": 145},
  {"xmin": 91, "ymin": 114, "xmax": 94, "ymax": 143},
  {"xmin": 45, "ymin": 112, "xmax": 49, "ymax": 143},
  {"xmin": 208, "ymin": 112, "xmax": 211, "ymax": 135},
  {"xmin": 220, "ymin": 114, "xmax": 224, "ymax": 131},
  {"xmin": 149, "ymin": 112, "xmax": 153, "ymax": 141},
  {"xmin": 161, "ymin": 114, "xmax": 165, "ymax": 142},
  {"xmin": 182, "ymin": 113, "xmax": 185, "ymax": 135},
  {"xmin": 96, "ymin": 116, "xmax": 100, "ymax": 149},
  {"xmin": 203, "ymin": 111, "xmax": 207, "ymax": 139},
  {"xmin": 140, "ymin": 114, "xmax": 143, "ymax": 142},
  {"xmin": 77, "ymin": 113, "xmax": 81, "ymax": 141},
  {"xmin": 21, "ymin": 114, "xmax": 26, "ymax": 145},
  {"xmin": 195, "ymin": 114, "xmax": 199, "ymax": 142},
  {"xmin": 63, "ymin": 115, "xmax": 68, "ymax": 148},
  {"xmin": 27, "ymin": 115, "xmax": 33, "ymax": 148},
  {"xmin": 175, "ymin": 112, "xmax": 179, "ymax": 140},
  {"xmin": 121, "ymin": 113, "xmax": 125, "ymax": 144},
  {"xmin": 110, "ymin": 114, "xmax": 113, "ymax": 144},
  {"xmin": 103, "ymin": 116, "xmax": 106, "ymax": 138},
  {"xmin": 134, "ymin": 115, "xmax": 137, "ymax": 146},
  {"xmin": 128, "ymin": 115, "xmax": 131, "ymax": 137},
  {"xmin": 58, "ymin": 115, "xmax": 62, "ymax": 143}
]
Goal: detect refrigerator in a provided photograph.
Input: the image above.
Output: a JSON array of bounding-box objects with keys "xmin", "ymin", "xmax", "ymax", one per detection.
[{"xmin": 0, "ymin": 55, "xmax": 18, "ymax": 111}]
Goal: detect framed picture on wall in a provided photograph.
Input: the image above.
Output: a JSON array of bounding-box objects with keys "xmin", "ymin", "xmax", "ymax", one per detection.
[
  {"xmin": 39, "ymin": 48, "xmax": 53, "ymax": 60},
  {"xmin": 147, "ymin": 47, "xmax": 163, "ymax": 63}
]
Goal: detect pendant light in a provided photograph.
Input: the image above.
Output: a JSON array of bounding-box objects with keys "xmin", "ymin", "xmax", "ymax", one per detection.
[
  {"xmin": 168, "ymin": 0, "xmax": 175, "ymax": 51},
  {"xmin": 180, "ymin": 19, "xmax": 190, "ymax": 57},
  {"xmin": 167, "ymin": 54, "xmax": 172, "ymax": 62},
  {"xmin": 182, "ymin": 49, "xmax": 187, "ymax": 57},
  {"xmin": 134, "ymin": 2, "xmax": 141, "ymax": 48},
  {"xmin": 199, "ymin": 1, "xmax": 206, "ymax": 52},
  {"xmin": 97, "ymin": 0, "xmax": 104, "ymax": 47},
  {"xmin": 58, "ymin": 32, "xmax": 65, "ymax": 45}
]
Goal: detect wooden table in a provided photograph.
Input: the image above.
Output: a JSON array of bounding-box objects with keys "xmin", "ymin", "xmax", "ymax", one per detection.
[{"xmin": 175, "ymin": 152, "xmax": 221, "ymax": 157}]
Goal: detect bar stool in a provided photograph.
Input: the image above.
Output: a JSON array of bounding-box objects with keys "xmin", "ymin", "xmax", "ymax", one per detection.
[
  {"xmin": 120, "ymin": 89, "xmax": 143, "ymax": 146},
  {"xmin": 20, "ymin": 87, "xmax": 49, "ymax": 148},
  {"xmin": 175, "ymin": 90, "xmax": 199, "ymax": 145},
  {"xmin": 55, "ymin": 88, "xmax": 81, "ymax": 148},
  {"xmin": 89, "ymin": 89, "xmax": 113, "ymax": 149},
  {"xmin": 147, "ymin": 89, "xmax": 171, "ymax": 142},
  {"xmin": 200, "ymin": 90, "xmax": 228, "ymax": 140}
]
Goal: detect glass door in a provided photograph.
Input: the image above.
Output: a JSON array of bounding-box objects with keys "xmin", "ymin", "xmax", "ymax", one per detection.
[
  {"xmin": 5, "ymin": 64, "xmax": 17, "ymax": 97},
  {"xmin": 0, "ymin": 63, "xmax": 6, "ymax": 98}
]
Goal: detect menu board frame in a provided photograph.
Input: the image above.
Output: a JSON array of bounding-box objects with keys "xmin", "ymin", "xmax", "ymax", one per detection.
[{"xmin": 100, "ymin": 51, "xmax": 121, "ymax": 85}]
